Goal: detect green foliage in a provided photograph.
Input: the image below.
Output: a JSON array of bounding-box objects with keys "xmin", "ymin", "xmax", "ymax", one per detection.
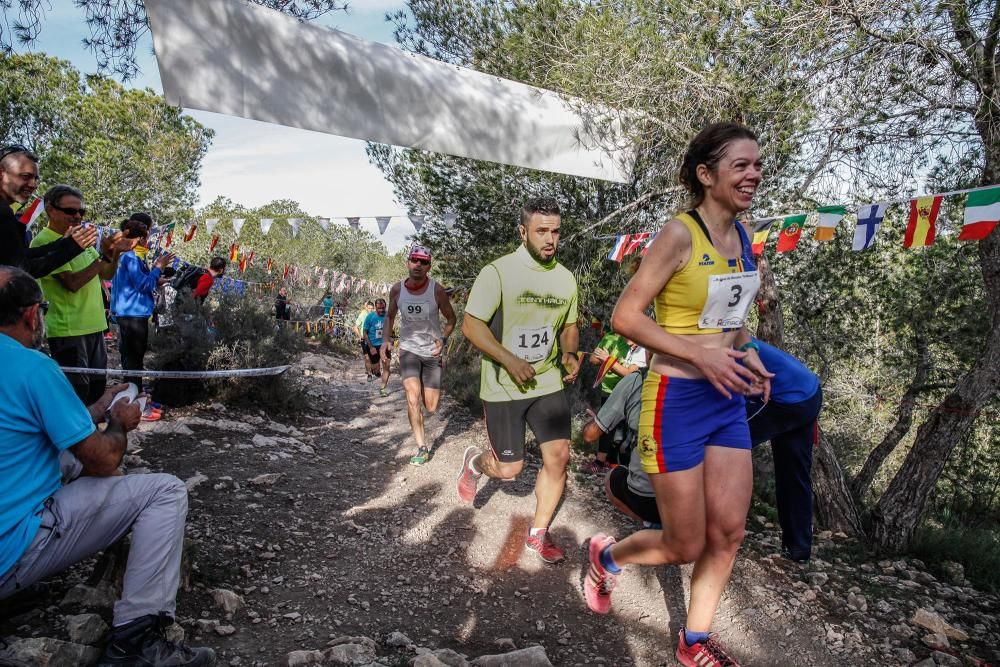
[
  {"xmin": 910, "ymin": 525, "xmax": 1000, "ymax": 592},
  {"xmin": 0, "ymin": 52, "xmax": 212, "ymax": 221},
  {"xmin": 150, "ymin": 293, "xmax": 304, "ymax": 410}
]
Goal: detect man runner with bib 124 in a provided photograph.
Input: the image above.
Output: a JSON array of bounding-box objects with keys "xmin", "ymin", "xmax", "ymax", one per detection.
[
  {"xmin": 381, "ymin": 245, "xmax": 456, "ymax": 466},
  {"xmin": 456, "ymin": 197, "xmax": 580, "ymax": 564}
]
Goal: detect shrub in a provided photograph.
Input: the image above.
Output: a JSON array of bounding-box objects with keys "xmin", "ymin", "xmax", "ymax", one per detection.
[{"xmin": 150, "ymin": 293, "xmax": 305, "ymax": 409}]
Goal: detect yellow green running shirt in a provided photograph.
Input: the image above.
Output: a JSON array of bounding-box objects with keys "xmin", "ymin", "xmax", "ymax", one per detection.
[{"xmin": 465, "ymin": 244, "xmax": 578, "ymax": 401}]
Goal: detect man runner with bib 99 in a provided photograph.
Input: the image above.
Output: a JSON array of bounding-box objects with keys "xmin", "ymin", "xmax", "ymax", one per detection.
[
  {"xmin": 584, "ymin": 123, "xmax": 772, "ymax": 667},
  {"xmin": 382, "ymin": 245, "xmax": 456, "ymax": 466},
  {"xmin": 456, "ymin": 197, "xmax": 581, "ymax": 564}
]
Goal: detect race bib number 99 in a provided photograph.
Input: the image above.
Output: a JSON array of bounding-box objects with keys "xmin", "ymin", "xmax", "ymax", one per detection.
[
  {"xmin": 512, "ymin": 325, "xmax": 554, "ymax": 363},
  {"xmin": 698, "ymin": 271, "xmax": 760, "ymax": 329},
  {"xmin": 403, "ymin": 302, "xmax": 430, "ymax": 321}
]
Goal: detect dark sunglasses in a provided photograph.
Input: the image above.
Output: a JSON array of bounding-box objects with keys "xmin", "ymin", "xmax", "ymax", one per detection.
[
  {"xmin": 409, "ymin": 258, "xmax": 430, "ymax": 266},
  {"xmin": 51, "ymin": 204, "xmax": 87, "ymax": 217},
  {"xmin": 23, "ymin": 300, "xmax": 48, "ymax": 315}
]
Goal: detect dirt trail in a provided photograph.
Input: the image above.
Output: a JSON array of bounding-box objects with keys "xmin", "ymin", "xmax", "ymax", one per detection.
[{"xmin": 137, "ymin": 348, "xmax": 857, "ymax": 667}]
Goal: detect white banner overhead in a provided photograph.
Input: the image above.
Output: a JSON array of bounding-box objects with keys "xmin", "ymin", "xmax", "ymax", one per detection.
[{"xmin": 144, "ymin": 0, "xmax": 633, "ymax": 183}]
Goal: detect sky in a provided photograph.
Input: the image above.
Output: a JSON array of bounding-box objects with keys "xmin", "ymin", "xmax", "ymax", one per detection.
[{"xmin": 23, "ymin": 1, "xmax": 414, "ymax": 252}]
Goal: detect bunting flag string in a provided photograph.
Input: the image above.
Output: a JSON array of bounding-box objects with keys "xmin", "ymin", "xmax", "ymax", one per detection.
[{"xmin": 602, "ymin": 183, "xmax": 1000, "ymax": 259}]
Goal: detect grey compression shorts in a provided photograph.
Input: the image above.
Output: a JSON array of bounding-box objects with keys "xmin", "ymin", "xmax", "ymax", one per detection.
[{"xmin": 399, "ymin": 349, "xmax": 442, "ymax": 389}]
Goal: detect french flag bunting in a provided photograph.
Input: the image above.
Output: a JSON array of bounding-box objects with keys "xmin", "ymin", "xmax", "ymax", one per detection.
[{"xmin": 607, "ymin": 235, "xmax": 629, "ymax": 262}]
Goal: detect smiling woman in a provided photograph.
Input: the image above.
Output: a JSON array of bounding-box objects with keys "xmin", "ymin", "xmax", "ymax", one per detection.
[{"xmin": 584, "ymin": 122, "xmax": 770, "ymax": 667}]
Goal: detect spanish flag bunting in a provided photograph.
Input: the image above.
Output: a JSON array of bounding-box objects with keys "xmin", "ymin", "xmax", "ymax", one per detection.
[
  {"xmin": 247, "ymin": 251, "xmax": 255, "ymax": 266},
  {"xmin": 266, "ymin": 257, "xmax": 273, "ymax": 274},
  {"xmin": 593, "ymin": 352, "xmax": 619, "ymax": 389},
  {"xmin": 238, "ymin": 253, "xmax": 248, "ymax": 273},
  {"xmin": 960, "ymin": 187, "xmax": 1000, "ymax": 241},
  {"xmin": 229, "ymin": 243, "xmax": 239, "ymax": 261},
  {"xmin": 904, "ymin": 195, "xmax": 941, "ymax": 248},
  {"xmin": 283, "ymin": 264, "xmax": 290, "ymax": 280},
  {"xmin": 776, "ymin": 214, "xmax": 807, "ymax": 252},
  {"xmin": 184, "ymin": 224, "xmax": 197, "ymax": 242},
  {"xmin": 209, "ymin": 234, "xmax": 220, "ymax": 251},
  {"xmin": 814, "ymin": 206, "xmax": 846, "ymax": 241},
  {"xmin": 751, "ymin": 218, "xmax": 775, "ymax": 255},
  {"xmin": 590, "ymin": 316, "xmax": 602, "ymax": 331}
]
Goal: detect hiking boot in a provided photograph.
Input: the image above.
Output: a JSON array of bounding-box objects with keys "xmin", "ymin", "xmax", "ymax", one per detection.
[
  {"xmin": 409, "ymin": 446, "xmax": 431, "ymax": 466},
  {"xmin": 675, "ymin": 629, "xmax": 741, "ymax": 667},
  {"xmin": 580, "ymin": 459, "xmax": 612, "ymax": 475},
  {"xmin": 584, "ymin": 533, "xmax": 618, "ymax": 614},
  {"xmin": 96, "ymin": 613, "xmax": 216, "ymax": 666},
  {"xmin": 456, "ymin": 446, "xmax": 482, "ymax": 503},
  {"xmin": 525, "ymin": 530, "xmax": 565, "ymax": 563}
]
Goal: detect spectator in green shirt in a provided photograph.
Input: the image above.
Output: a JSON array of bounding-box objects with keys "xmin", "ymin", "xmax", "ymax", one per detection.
[
  {"xmin": 29, "ymin": 185, "xmax": 133, "ymax": 403},
  {"xmin": 581, "ymin": 329, "xmax": 646, "ymax": 474}
]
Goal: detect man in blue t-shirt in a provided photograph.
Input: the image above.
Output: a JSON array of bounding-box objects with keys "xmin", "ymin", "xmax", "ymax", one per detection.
[
  {"xmin": 365, "ymin": 297, "xmax": 391, "ymax": 396},
  {"xmin": 0, "ymin": 266, "xmax": 214, "ymax": 666}
]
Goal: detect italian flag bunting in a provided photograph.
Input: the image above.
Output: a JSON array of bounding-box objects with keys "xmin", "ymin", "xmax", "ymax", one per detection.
[
  {"xmin": 904, "ymin": 195, "xmax": 941, "ymax": 248},
  {"xmin": 960, "ymin": 187, "xmax": 1000, "ymax": 241},
  {"xmin": 776, "ymin": 214, "xmax": 807, "ymax": 252},
  {"xmin": 814, "ymin": 206, "xmax": 846, "ymax": 241}
]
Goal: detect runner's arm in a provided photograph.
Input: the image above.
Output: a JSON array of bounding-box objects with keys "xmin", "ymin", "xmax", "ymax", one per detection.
[
  {"xmin": 462, "ymin": 313, "xmax": 535, "ymax": 384},
  {"xmin": 559, "ymin": 322, "xmax": 580, "ymax": 383},
  {"xmin": 436, "ymin": 283, "xmax": 457, "ymax": 339}
]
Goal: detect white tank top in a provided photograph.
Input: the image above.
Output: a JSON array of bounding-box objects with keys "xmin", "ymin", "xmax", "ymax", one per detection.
[{"xmin": 398, "ymin": 278, "xmax": 441, "ymax": 356}]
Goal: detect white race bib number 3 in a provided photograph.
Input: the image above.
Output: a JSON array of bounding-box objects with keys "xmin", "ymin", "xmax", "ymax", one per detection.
[
  {"xmin": 699, "ymin": 271, "xmax": 760, "ymax": 329},
  {"xmin": 512, "ymin": 325, "xmax": 554, "ymax": 363}
]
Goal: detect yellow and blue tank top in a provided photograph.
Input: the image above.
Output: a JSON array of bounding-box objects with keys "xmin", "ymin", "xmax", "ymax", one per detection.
[{"xmin": 654, "ymin": 210, "xmax": 756, "ymax": 335}]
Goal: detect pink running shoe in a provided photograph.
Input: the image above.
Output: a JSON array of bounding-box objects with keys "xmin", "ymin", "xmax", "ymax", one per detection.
[
  {"xmin": 456, "ymin": 446, "xmax": 482, "ymax": 503},
  {"xmin": 675, "ymin": 629, "xmax": 741, "ymax": 667},
  {"xmin": 525, "ymin": 530, "xmax": 565, "ymax": 563},
  {"xmin": 584, "ymin": 533, "xmax": 618, "ymax": 614}
]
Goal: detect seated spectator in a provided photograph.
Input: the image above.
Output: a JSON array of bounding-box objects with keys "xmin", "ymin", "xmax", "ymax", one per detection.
[
  {"xmin": 0, "ymin": 265, "xmax": 214, "ymax": 666},
  {"xmin": 192, "ymin": 257, "xmax": 226, "ymax": 302}
]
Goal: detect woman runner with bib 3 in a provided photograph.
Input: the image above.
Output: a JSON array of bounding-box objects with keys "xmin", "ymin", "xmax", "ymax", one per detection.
[{"xmin": 584, "ymin": 123, "xmax": 772, "ymax": 667}]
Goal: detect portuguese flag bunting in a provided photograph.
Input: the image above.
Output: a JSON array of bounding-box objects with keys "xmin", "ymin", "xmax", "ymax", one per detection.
[{"xmin": 776, "ymin": 214, "xmax": 807, "ymax": 253}]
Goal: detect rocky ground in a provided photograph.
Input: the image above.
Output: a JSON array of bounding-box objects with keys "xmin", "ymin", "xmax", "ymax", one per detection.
[{"xmin": 2, "ymin": 347, "xmax": 998, "ymax": 666}]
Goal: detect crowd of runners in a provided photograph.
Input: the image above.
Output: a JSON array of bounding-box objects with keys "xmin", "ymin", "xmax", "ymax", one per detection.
[
  {"xmin": 2, "ymin": 122, "xmax": 823, "ymax": 667},
  {"xmin": 347, "ymin": 122, "xmax": 823, "ymax": 667}
]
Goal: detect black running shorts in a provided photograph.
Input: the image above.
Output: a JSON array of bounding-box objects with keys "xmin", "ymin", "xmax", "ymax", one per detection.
[
  {"xmin": 607, "ymin": 465, "xmax": 660, "ymax": 525},
  {"xmin": 483, "ymin": 390, "xmax": 570, "ymax": 463},
  {"xmin": 399, "ymin": 349, "xmax": 442, "ymax": 389},
  {"xmin": 367, "ymin": 345, "xmax": 389, "ymax": 365}
]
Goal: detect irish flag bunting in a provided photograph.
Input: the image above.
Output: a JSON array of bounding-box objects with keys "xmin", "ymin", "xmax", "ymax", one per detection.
[
  {"xmin": 751, "ymin": 218, "xmax": 775, "ymax": 255},
  {"xmin": 904, "ymin": 195, "xmax": 941, "ymax": 248},
  {"xmin": 960, "ymin": 187, "xmax": 1000, "ymax": 241},
  {"xmin": 776, "ymin": 214, "xmax": 807, "ymax": 252},
  {"xmin": 815, "ymin": 206, "xmax": 846, "ymax": 241}
]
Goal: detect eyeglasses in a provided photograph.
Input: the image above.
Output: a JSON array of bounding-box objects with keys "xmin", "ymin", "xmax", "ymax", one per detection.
[
  {"xmin": 409, "ymin": 258, "xmax": 430, "ymax": 265},
  {"xmin": 51, "ymin": 204, "xmax": 87, "ymax": 217}
]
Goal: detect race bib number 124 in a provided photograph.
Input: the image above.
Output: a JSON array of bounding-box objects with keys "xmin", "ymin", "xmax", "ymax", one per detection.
[{"xmin": 512, "ymin": 325, "xmax": 554, "ymax": 363}]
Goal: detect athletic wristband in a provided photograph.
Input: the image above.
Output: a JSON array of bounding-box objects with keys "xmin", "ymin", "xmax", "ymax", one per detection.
[{"xmin": 738, "ymin": 341, "xmax": 760, "ymax": 353}]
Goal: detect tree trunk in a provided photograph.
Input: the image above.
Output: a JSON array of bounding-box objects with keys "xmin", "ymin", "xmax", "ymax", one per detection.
[
  {"xmin": 813, "ymin": 426, "xmax": 867, "ymax": 536},
  {"xmin": 870, "ymin": 230, "xmax": 1000, "ymax": 552},
  {"xmin": 753, "ymin": 253, "xmax": 784, "ymax": 345},
  {"xmin": 851, "ymin": 330, "xmax": 930, "ymax": 502}
]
